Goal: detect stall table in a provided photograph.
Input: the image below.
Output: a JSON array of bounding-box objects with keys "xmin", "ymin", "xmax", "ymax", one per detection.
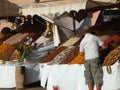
[
  {"xmin": 39, "ymin": 61, "xmax": 120, "ymax": 90},
  {"xmin": 0, "ymin": 63, "xmax": 40, "ymax": 88}
]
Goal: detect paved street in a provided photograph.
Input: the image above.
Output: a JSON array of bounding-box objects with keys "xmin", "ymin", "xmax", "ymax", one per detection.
[
  {"xmin": 0, "ymin": 82, "xmax": 46, "ymax": 90},
  {"xmin": 0, "ymin": 87, "xmax": 46, "ymax": 90}
]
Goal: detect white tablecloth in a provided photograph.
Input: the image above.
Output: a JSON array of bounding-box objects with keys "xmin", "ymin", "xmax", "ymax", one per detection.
[
  {"xmin": 39, "ymin": 61, "xmax": 120, "ymax": 90},
  {"xmin": 0, "ymin": 65, "xmax": 16, "ymax": 88},
  {"xmin": 1, "ymin": 60, "xmax": 120, "ymax": 89},
  {"xmin": 0, "ymin": 63, "xmax": 40, "ymax": 88}
]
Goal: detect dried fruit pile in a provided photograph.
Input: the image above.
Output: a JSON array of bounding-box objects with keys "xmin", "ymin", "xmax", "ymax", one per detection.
[
  {"xmin": 0, "ymin": 43, "xmax": 15, "ymax": 60},
  {"xmin": 69, "ymin": 54, "xmax": 84, "ymax": 64},
  {"xmin": 60, "ymin": 46, "xmax": 79, "ymax": 64},
  {"xmin": 103, "ymin": 46, "xmax": 120, "ymax": 66}
]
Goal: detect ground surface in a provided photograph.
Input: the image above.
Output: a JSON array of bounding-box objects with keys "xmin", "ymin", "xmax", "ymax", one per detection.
[{"xmin": 0, "ymin": 82, "xmax": 46, "ymax": 90}]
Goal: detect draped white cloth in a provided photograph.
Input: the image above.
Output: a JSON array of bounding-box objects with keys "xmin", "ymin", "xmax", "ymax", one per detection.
[{"xmin": 39, "ymin": 61, "xmax": 120, "ymax": 90}]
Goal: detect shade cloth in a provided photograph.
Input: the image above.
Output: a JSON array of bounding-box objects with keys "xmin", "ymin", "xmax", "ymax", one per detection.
[
  {"xmin": 21, "ymin": 0, "xmax": 120, "ymax": 16},
  {"xmin": 0, "ymin": 0, "xmax": 20, "ymax": 16},
  {"xmin": 21, "ymin": 0, "xmax": 87, "ymax": 16},
  {"xmin": 92, "ymin": 0, "xmax": 119, "ymax": 3}
]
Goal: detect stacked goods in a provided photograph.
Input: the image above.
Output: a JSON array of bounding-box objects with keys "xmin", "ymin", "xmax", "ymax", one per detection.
[
  {"xmin": 39, "ymin": 46, "xmax": 66, "ymax": 63},
  {"xmin": 102, "ymin": 46, "xmax": 120, "ymax": 66},
  {"xmin": 69, "ymin": 54, "xmax": 84, "ymax": 64},
  {"xmin": 0, "ymin": 43, "xmax": 15, "ymax": 60},
  {"xmin": 60, "ymin": 46, "xmax": 79, "ymax": 64}
]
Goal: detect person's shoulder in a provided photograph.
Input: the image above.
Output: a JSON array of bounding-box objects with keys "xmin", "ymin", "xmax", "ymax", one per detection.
[
  {"xmin": 91, "ymin": 34, "xmax": 97, "ymax": 37},
  {"xmin": 90, "ymin": 34, "xmax": 100, "ymax": 40},
  {"xmin": 87, "ymin": 33, "xmax": 95, "ymax": 37}
]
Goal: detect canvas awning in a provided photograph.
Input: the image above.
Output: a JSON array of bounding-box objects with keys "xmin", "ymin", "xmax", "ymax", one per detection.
[
  {"xmin": 92, "ymin": 0, "xmax": 120, "ymax": 3},
  {"xmin": 0, "ymin": 0, "xmax": 21, "ymax": 17},
  {"xmin": 20, "ymin": 0, "xmax": 87, "ymax": 16},
  {"xmin": 19, "ymin": 0, "xmax": 120, "ymax": 16},
  {"xmin": 0, "ymin": 0, "xmax": 119, "ymax": 17},
  {"xmin": 86, "ymin": 0, "xmax": 120, "ymax": 12}
]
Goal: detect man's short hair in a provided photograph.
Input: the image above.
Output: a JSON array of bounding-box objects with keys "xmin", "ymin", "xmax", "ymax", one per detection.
[{"xmin": 83, "ymin": 25, "xmax": 89, "ymax": 31}]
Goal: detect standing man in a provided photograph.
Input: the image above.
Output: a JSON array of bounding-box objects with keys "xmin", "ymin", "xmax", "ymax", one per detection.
[{"xmin": 79, "ymin": 25, "xmax": 105, "ymax": 90}]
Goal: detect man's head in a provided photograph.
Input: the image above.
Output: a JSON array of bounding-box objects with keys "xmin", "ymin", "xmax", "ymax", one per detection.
[{"xmin": 82, "ymin": 25, "xmax": 90, "ymax": 33}]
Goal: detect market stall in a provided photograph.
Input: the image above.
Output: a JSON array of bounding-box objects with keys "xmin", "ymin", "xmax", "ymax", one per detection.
[
  {"xmin": 0, "ymin": 0, "xmax": 120, "ymax": 89},
  {"xmin": 38, "ymin": 32, "xmax": 120, "ymax": 90},
  {"xmin": 0, "ymin": 35, "xmax": 56, "ymax": 88}
]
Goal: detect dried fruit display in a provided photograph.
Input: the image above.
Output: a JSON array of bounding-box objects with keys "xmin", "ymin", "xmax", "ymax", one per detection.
[
  {"xmin": 69, "ymin": 54, "xmax": 84, "ymax": 64},
  {"xmin": 48, "ymin": 46, "xmax": 76, "ymax": 65},
  {"xmin": 40, "ymin": 46, "xmax": 66, "ymax": 63},
  {"xmin": 102, "ymin": 47, "xmax": 120, "ymax": 66},
  {"xmin": 60, "ymin": 46, "xmax": 79, "ymax": 64},
  {"xmin": 0, "ymin": 43, "xmax": 15, "ymax": 60}
]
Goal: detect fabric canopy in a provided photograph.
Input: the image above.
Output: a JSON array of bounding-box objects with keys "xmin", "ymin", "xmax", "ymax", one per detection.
[
  {"xmin": 92, "ymin": 0, "xmax": 119, "ymax": 3},
  {"xmin": 0, "ymin": 0, "xmax": 20, "ymax": 17},
  {"xmin": 20, "ymin": 0, "xmax": 120, "ymax": 16},
  {"xmin": 86, "ymin": 0, "xmax": 120, "ymax": 12},
  {"xmin": 0, "ymin": 0, "xmax": 119, "ymax": 17},
  {"xmin": 21, "ymin": 0, "xmax": 87, "ymax": 16}
]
